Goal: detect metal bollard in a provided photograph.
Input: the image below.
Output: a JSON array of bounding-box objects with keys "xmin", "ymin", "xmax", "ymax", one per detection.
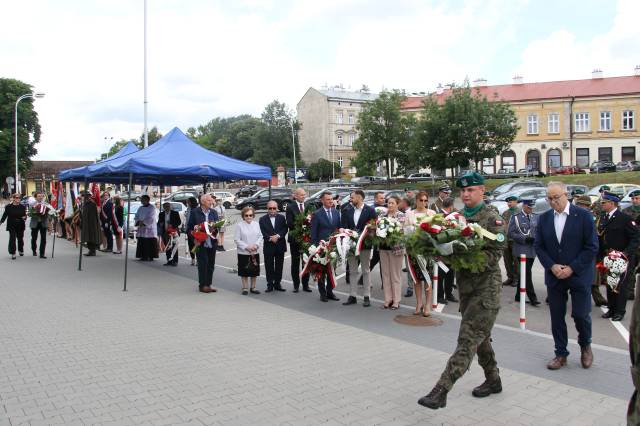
[
  {"xmin": 432, "ymin": 262, "xmax": 439, "ymax": 310},
  {"xmin": 520, "ymin": 254, "xmax": 526, "ymax": 330}
]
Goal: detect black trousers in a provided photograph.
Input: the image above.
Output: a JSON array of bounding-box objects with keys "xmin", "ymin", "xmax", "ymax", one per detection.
[
  {"xmin": 290, "ymin": 241, "xmax": 309, "ymax": 289},
  {"xmin": 165, "ymin": 241, "xmax": 179, "ymax": 264},
  {"xmin": 31, "ymin": 223, "xmax": 47, "ymax": 256},
  {"xmin": 607, "ymin": 268, "xmax": 632, "ymax": 316},
  {"xmin": 8, "ymin": 228, "xmax": 25, "ymax": 255},
  {"xmin": 317, "ymin": 273, "xmax": 336, "ymax": 298},
  {"xmin": 514, "ymin": 257, "xmax": 538, "ymax": 302},
  {"xmin": 187, "ymin": 234, "xmax": 196, "ymax": 260},
  {"xmin": 438, "ymin": 266, "xmax": 455, "ymax": 299},
  {"xmin": 196, "ymin": 243, "xmax": 217, "ymax": 288},
  {"xmin": 264, "ymin": 251, "xmax": 285, "ymax": 287},
  {"xmin": 102, "ymin": 222, "xmax": 113, "ymax": 250}
]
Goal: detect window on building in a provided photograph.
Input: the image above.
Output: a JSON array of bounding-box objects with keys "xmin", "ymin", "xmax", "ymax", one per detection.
[
  {"xmin": 337, "ymin": 156, "xmax": 343, "ymax": 167},
  {"xmin": 598, "ymin": 147, "xmax": 612, "ymax": 161},
  {"xmin": 526, "ymin": 150, "xmax": 540, "ymax": 171},
  {"xmin": 622, "ymin": 147, "xmax": 636, "ymax": 161},
  {"xmin": 623, "ymin": 110, "xmax": 635, "ymax": 130},
  {"xmin": 348, "ymin": 134, "xmax": 356, "ymax": 146},
  {"xmin": 501, "ymin": 150, "xmax": 516, "ymax": 172},
  {"xmin": 482, "ymin": 158, "xmax": 495, "ymax": 174},
  {"xmin": 547, "ymin": 148, "xmax": 561, "ymax": 171},
  {"xmin": 337, "ymin": 134, "xmax": 343, "ymax": 145},
  {"xmin": 548, "ymin": 113, "xmax": 559, "ymax": 134},
  {"xmin": 576, "ymin": 148, "xmax": 590, "ymax": 168},
  {"xmin": 527, "ymin": 114, "xmax": 538, "ymax": 134},
  {"xmin": 599, "ymin": 111, "xmax": 612, "ymax": 131},
  {"xmin": 348, "ymin": 113, "xmax": 354, "ymax": 124},
  {"xmin": 336, "ymin": 111, "xmax": 343, "ymax": 124},
  {"xmin": 575, "ymin": 112, "xmax": 590, "ymax": 132}
]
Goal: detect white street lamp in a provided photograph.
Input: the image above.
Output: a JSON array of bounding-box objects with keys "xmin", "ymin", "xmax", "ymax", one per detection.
[
  {"xmin": 15, "ymin": 92, "xmax": 45, "ymax": 194},
  {"xmin": 276, "ymin": 116, "xmax": 298, "ymax": 185}
]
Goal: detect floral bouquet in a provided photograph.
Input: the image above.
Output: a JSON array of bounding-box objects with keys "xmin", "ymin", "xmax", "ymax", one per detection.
[
  {"xmin": 190, "ymin": 219, "xmax": 226, "ymax": 254},
  {"xmin": 301, "ymin": 239, "xmax": 339, "ymax": 286},
  {"xmin": 29, "ymin": 203, "xmax": 53, "ymax": 218},
  {"xmin": 290, "ymin": 211, "xmax": 313, "ymax": 253},
  {"xmin": 405, "ymin": 212, "xmax": 495, "ymax": 273},
  {"xmin": 597, "ymin": 250, "xmax": 629, "ymax": 293},
  {"xmin": 332, "ymin": 229, "xmax": 359, "ymax": 265},
  {"xmin": 371, "ymin": 216, "xmax": 404, "ymax": 254}
]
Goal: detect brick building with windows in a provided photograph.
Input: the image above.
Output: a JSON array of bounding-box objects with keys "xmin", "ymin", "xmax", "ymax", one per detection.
[{"xmin": 402, "ymin": 69, "xmax": 640, "ymax": 175}]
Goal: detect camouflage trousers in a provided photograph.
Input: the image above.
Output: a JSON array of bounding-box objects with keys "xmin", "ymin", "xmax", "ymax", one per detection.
[
  {"xmin": 503, "ymin": 241, "xmax": 518, "ymax": 282},
  {"xmin": 436, "ymin": 287, "xmax": 500, "ymax": 391},
  {"xmin": 628, "ymin": 274, "xmax": 640, "ymax": 425}
]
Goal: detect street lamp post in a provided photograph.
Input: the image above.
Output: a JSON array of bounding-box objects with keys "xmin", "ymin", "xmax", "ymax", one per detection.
[
  {"xmin": 276, "ymin": 116, "xmax": 298, "ymax": 185},
  {"xmin": 15, "ymin": 92, "xmax": 45, "ymax": 194}
]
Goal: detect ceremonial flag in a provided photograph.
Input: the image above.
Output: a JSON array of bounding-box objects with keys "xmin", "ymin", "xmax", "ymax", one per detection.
[
  {"xmin": 90, "ymin": 183, "xmax": 100, "ymax": 207},
  {"xmin": 65, "ymin": 182, "xmax": 74, "ymax": 219},
  {"xmin": 57, "ymin": 181, "xmax": 63, "ymax": 210},
  {"xmin": 72, "ymin": 182, "xmax": 78, "ymax": 207}
]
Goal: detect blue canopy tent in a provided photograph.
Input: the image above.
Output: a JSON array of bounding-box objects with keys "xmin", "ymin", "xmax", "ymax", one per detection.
[
  {"xmin": 58, "ymin": 140, "xmax": 140, "ymax": 181},
  {"xmin": 58, "ymin": 127, "xmax": 272, "ymax": 291}
]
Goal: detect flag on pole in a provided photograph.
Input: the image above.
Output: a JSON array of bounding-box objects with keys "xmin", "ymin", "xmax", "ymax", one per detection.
[
  {"xmin": 90, "ymin": 183, "xmax": 101, "ymax": 207},
  {"xmin": 57, "ymin": 181, "xmax": 63, "ymax": 210},
  {"xmin": 72, "ymin": 182, "xmax": 78, "ymax": 207},
  {"xmin": 65, "ymin": 182, "xmax": 74, "ymax": 219}
]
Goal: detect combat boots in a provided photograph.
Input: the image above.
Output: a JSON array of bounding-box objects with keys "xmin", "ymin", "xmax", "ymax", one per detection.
[
  {"xmin": 418, "ymin": 384, "xmax": 447, "ymax": 409},
  {"xmin": 472, "ymin": 377, "xmax": 502, "ymax": 398}
]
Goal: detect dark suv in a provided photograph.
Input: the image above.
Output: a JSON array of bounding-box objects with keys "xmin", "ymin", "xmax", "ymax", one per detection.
[
  {"xmin": 234, "ymin": 188, "xmax": 292, "ymax": 211},
  {"xmin": 589, "ymin": 160, "xmax": 616, "ymax": 173}
]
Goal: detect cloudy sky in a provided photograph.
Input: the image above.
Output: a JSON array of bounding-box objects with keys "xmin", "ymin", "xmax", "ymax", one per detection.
[{"xmin": 2, "ymin": 0, "xmax": 639, "ymax": 160}]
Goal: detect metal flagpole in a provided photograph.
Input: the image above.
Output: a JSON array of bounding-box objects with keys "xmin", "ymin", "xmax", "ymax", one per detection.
[
  {"xmin": 143, "ymin": 0, "xmax": 149, "ymax": 148},
  {"xmin": 51, "ymin": 216, "xmax": 57, "ymax": 258},
  {"xmin": 123, "ymin": 173, "xmax": 133, "ymax": 291}
]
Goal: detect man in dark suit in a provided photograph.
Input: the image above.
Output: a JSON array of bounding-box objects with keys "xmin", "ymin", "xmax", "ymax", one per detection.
[
  {"xmin": 597, "ymin": 192, "xmax": 640, "ymax": 321},
  {"xmin": 30, "ymin": 191, "xmax": 49, "ymax": 258},
  {"xmin": 100, "ymin": 192, "xmax": 114, "ymax": 252},
  {"xmin": 357, "ymin": 191, "xmax": 386, "ymax": 287},
  {"xmin": 260, "ymin": 200, "xmax": 288, "ymax": 292},
  {"xmin": 341, "ymin": 189, "xmax": 377, "ymax": 307},
  {"xmin": 534, "ymin": 182, "xmax": 599, "ymax": 370},
  {"xmin": 187, "ymin": 194, "xmax": 219, "ymax": 293},
  {"xmin": 311, "ymin": 191, "xmax": 341, "ymax": 302},
  {"xmin": 286, "ymin": 188, "xmax": 311, "ymax": 293},
  {"xmin": 158, "ymin": 202, "xmax": 182, "ymax": 266}
]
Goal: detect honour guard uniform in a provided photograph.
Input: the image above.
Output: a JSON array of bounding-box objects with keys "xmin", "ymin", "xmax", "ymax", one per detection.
[
  {"xmin": 507, "ymin": 198, "xmax": 540, "ymax": 305},
  {"xmin": 501, "ymin": 195, "xmax": 520, "ymax": 287},
  {"xmin": 622, "ymin": 189, "xmax": 640, "ymax": 300}
]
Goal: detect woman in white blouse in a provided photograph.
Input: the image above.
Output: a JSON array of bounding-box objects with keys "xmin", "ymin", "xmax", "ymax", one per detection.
[{"xmin": 234, "ymin": 206, "xmax": 263, "ymax": 295}]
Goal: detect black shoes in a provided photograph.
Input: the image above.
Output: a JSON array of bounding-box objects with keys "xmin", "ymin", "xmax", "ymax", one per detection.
[
  {"xmin": 530, "ymin": 300, "xmax": 541, "ymax": 307},
  {"xmin": 472, "ymin": 378, "xmax": 502, "ymax": 398},
  {"xmin": 405, "ymin": 288, "xmax": 413, "ymax": 298},
  {"xmin": 446, "ymin": 295, "xmax": 459, "ymax": 303},
  {"xmin": 602, "ymin": 311, "xmax": 613, "ymax": 319},
  {"xmin": 39, "ymin": 255, "xmax": 47, "ymax": 259},
  {"xmin": 612, "ymin": 314, "xmax": 624, "ymax": 321},
  {"xmin": 242, "ymin": 290, "xmax": 249, "ymax": 295},
  {"xmin": 363, "ymin": 296, "xmax": 371, "ymax": 307},
  {"xmin": 11, "ymin": 255, "xmax": 16, "ymax": 260},
  {"xmin": 265, "ymin": 286, "xmax": 274, "ymax": 293},
  {"xmin": 32, "ymin": 251, "xmax": 37, "ymax": 256},
  {"xmin": 438, "ymin": 298, "xmax": 447, "ymax": 305},
  {"xmin": 302, "ymin": 286, "xmax": 312, "ymax": 293},
  {"xmin": 250, "ymin": 288, "xmax": 261, "ymax": 294},
  {"xmin": 327, "ymin": 294, "xmax": 340, "ymax": 301},
  {"xmin": 216, "ymin": 245, "xmax": 225, "ymax": 252},
  {"xmin": 274, "ymin": 284, "xmax": 286, "ymax": 292},
  {"xmin": 320, "ymin": 296, "xmax": 328, "ymax": 302},
  {"xmin": 418, "ymin": 385, "xmax": 447, "ymax": 409},
  {"xmin": 19, "ymin": 252, "xmax": 24, "ymax": 256},
  {"xmin": 85, "ymin": 251, "xmax": 96, "ymax": 256},
  {"xmin": 343, "ymin": 296, "xmax": 357, "ymax": 306}
]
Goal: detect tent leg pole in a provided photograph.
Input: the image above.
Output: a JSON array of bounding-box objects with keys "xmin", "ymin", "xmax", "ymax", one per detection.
[
  {"xmin": 123, "ymin": 173, "xmax": 133, "ymax": 292},
  {"xmin": 51, "ymin": 216, "xmax": 57, "ymax": 259},
  {"xmin": 268, "ymin": 181, "xmax": 272, "ymax": 199},
  {"xmin": 78, "ymin": 180, "xmax": 87, "ymax": 271}
]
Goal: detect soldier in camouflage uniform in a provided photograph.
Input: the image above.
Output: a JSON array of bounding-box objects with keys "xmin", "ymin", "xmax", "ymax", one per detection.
[
  {"xmin": 419, "ymin": 172, "xmax": 506, "ymax": 409},
  {"xmin": 483, "ymin": 191, "xmax": 500, "ymax": 214},
  {"xmin": 501, "ymin": 195, "xmax": 520, "ymax": 287},
  {"xmin": 590, "ymin": 185, "xmax": 610, "ymax": 218},
  {"xmin": 629, "ymin": 291, "xmax": 640, "ymax": 424},
  {"xmin": 430, "ymin": 185, "xmax": 452, "ymax": 213},
  {"xmin": 623, "ymin": 190, "xmax": 640, "ymax": 301}
]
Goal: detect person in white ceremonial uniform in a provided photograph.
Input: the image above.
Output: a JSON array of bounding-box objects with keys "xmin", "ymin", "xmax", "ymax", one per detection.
[{"xmin": 134, "ymin": 195, "xmax": 158, "ymax": 261}]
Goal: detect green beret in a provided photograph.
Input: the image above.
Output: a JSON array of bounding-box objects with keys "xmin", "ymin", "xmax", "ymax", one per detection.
[
  {"xmin": 456, "ymin": 171, "xmax": 485, "ymax": 188},
  {"xmin": 629, "ymin": 190, "xmax": 640, "ymax": 198},
  {"xmin": 505, "ymin": 195, "xmax": 518, "ymax": 202},
  {"xmin": 599, "ymin": 185, "xmax": 610, "ymax": 192},
  {"xmin": 571, "ymin": 188, "xmax": 585, "ymax": 195}
]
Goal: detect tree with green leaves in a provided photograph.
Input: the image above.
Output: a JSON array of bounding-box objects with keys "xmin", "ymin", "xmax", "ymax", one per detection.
[
  {"xmin": 307, "ymin": 159, "xmax": 339, "ymax": 181},
  {"xmin": 250, "ymin": 100, "xmax": 302, "ymax": 171},
  {"xmin": 0, "ymin": 78, "xmax": 41, "ymax": 189},
  {"xmin": 352, "ymin": 90, "xmax": 413, "ymax": 179},
  {"xmin": 139, "ymin": 126, "xmax": 162, "ymax": 147},
  {"xmin": 410, "ymin": 83, "xmax": 518, "ymax": 177}
]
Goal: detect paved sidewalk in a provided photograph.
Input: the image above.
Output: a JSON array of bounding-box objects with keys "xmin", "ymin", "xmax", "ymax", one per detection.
[{"xmin": 0, "ymin": 234, "xmax": 630, "ymax": 425}]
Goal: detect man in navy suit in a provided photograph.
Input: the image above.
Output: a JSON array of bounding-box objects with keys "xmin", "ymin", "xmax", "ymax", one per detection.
[
  {"xmin": 286, "ymin": 188, "xmax": 311, "ymax": 293},
  {"xmin": 259, "ymin": 200, "xmax": 288, "ymax": 292},
  {"xmin": 187, "ymin": 194, "xmax": 219, "ymax": 293},
  {"xmin": 311, "ymin": 191, "xmax": 341, "ymax": 302},
  {"xmin": 341, "ymin": 189, "xmax": 377, "ymax": 307},
  {"xmin": 534, "ymin": 182, "xmax": 598, "ymax": 370}
]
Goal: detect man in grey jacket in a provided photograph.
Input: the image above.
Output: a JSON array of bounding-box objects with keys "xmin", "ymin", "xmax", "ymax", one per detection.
[
  {"xmin": 507, "ymin": 198, "xmax": 540, "ymax": 306},
  {"xmin": 29, "ymin": 191, "xmax": 49, "ymax": 259}
]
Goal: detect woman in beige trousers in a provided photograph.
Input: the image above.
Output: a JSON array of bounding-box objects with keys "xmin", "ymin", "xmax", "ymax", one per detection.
[{"xmin": 380, "ymin": 196, "xmax": 406, "ymax": 310}]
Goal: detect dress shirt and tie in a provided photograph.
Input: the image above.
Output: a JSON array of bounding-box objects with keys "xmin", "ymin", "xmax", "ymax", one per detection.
[{"xmin": 553, "ymin": 201, "xmax": 570, "ymax": 243}]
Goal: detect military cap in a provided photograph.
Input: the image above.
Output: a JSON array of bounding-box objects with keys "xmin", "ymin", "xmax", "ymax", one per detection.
[
  {"xmin": 456, "ymin": 171, "xmax": 485, "ymax": 188},
  {"xmin": 505, "ymin": 195, "xmax": 518, "ymax": 202},
  {"xmin": 575, "ymin": 195, "xmax": 592, "ymax": 206},
  {"xmin": 519, "ymin": 198, "xmax": 535, "ymax": 207},
  {"xmin": 571, "ymin": 188, "xmax": 585, "ymax": 195},
  {"xmin": 599, "ymin": 185, "xmax": 611, "ymax": 193},
  {"xmin": 601, "ymin": 192, "xmax": 620, "ymax": 203},
  {"xmin": 629, "ymin": 190, "xmax": 640, "ymax": 198},
  {"xmin": 438, "ymin": 185, "xmax": 452, "ymax": 193}
]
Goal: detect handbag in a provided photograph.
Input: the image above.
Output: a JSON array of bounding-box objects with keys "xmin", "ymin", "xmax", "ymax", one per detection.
[{"xmin": 246, "ymin": 254, "xmax": 260, "ymax": 274}]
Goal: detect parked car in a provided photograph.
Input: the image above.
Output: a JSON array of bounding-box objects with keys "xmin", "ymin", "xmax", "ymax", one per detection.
[
  {"xmin": 407, "ymin": 172, "xmax": 432, "ymax": 181},
  {"xmin": 163, "ymin": 189, "xmax": 199, "ymax": 204},
  {"xmin": 120, "ymin": 191, "xmax": 144, "ymax": 201},
  {"xmin": 616, "ymin": 160, "xmax": 640, "ymax": 172},
  {"xmin": 235, "ymin": 185, "xmax": 259, "ymax": 198},
  {"xmin": 585, "ymin": 183, "xmax": 640, "ymax": 204},
  {"xmin": 210, "ymin": 191, "xmax": 235, "ymax": 209},
  {"xmin": 489, "ymin": 187, "xmax": 548, "ymax": 214},
  {"xmin": 589, "ymin": 160, "xmax": 616, "ymax": 173},
  {"xmin": 350, "ymin": 176, "xmax": 375, "ymax": 184},
  {"xmin": 491, "ymin": 180, "xmax": 544, "ymax": 198},
  {"xmin": 168, "ymin": 201, "xmax": 188, "ymax": 232},
  {"xmin": 304, "ymin": 187, "xmax": 359, "ymax": 210},
  {"xmin": 126, "ymin": 201, "xmax": 142, "ymax": 237},
  {"xmin": 234, "ymin": 188, "xmax": 292, "ymax": 212},
  {"xmin": 516, "ymin": 168, "xmax": 545, "ymax": 177},
  {"xmin": 494, "ymin": 169, "xmax": 517, "ymax": 179},
  {"xmin": 567, "ymin": 184, "xmax": 589, "ymax": 197},
  {"xmin": 554, "ymin": 166, "xmax": 586, "ymax": 175}
]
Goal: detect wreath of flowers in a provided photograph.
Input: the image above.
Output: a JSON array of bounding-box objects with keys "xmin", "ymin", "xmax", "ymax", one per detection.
[
  {"xmin": 290, "ymin": 210, "xmax": 313, "ymax": 253},
  {"xmin": 190, "ymin": 219, "xmax": 226, "ymax": 254},
  {"xmin": 596, "ymin": 250, "xmax": 629, "ymax": 293}
]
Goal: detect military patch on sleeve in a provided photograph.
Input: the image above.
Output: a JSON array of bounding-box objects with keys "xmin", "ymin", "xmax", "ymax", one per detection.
[
  {"xmin": 496, "ymin": 233, "xmax": 505, "ymax": 242},
  {"xmin": 495, "ymin": 219, "xmax": 503, "ymax": 225}
]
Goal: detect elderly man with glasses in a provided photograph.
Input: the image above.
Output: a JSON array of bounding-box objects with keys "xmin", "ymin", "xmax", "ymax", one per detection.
[
  {"xmin": 259, "ymin": 200, "xmax": 288, "ymax": 292},
  {"xmin": 534, "ymin": 182, "xmax": 599, "ymax": 370}
]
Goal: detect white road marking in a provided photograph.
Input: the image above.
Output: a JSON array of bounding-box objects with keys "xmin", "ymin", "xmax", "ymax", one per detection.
[{"xmin": 600, "ymin": 306, "xmax": 630, "ymax": 344}]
